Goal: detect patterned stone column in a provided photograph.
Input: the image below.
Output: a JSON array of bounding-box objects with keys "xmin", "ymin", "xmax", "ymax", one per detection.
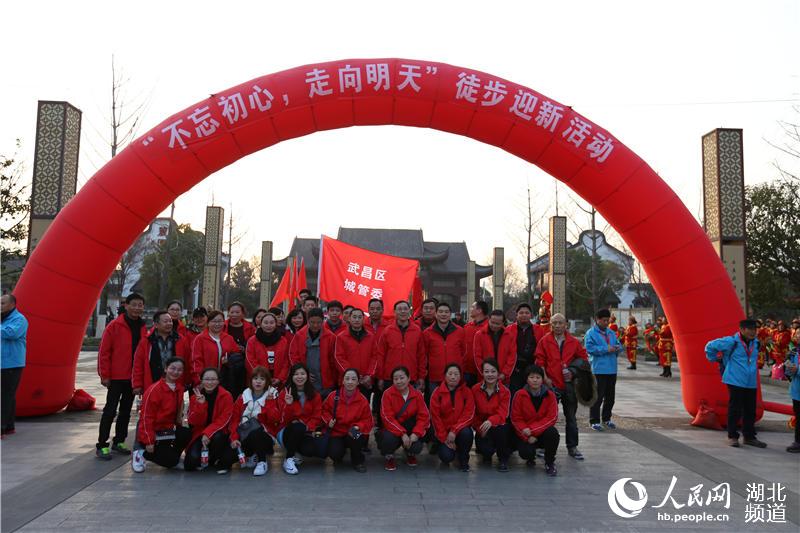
[
  {"xmin": 466, "ymin": 260, "xmax": 476, "ymax": 310},
  {"xmin": 702, "ymin": 128, "xmax": 747, "ymax": 313},
  {"xmin": 27, "ymin": 101, "xmax": 81, "ymax": 255},
  {"xmin": 259, "ymin": 241, "xmax": 273, "ymax": 309},
  {"xmin": 548, "ymin": 216, "xmax": 567, "ymax": 316},
  {"xmin": 201, "ymin": 206, "xmax": 224, "ymax": 310},
  {"xmin": 493, "ymin": 247, "xmax": 504, "ymax": 311}
]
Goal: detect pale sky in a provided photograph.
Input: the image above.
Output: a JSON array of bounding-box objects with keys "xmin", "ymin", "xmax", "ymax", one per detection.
[{"xmin": 3, "ymin": 0, "xmax": 798, "ymax": 274}]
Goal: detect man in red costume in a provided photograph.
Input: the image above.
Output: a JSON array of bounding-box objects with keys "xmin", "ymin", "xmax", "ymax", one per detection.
[
  {"xmin": 657, "ymin": 316, "xmax": 674, "ymax": 378},
  {"xmin": 624, "ymin": 316, "xmax": 638, "ymax": 370}
]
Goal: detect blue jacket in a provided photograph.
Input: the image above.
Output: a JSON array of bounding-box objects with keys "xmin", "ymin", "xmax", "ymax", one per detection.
[
  {"xmin": 786, "ymin": 349, "xmax": 800, "ymax": 402},
  {"xmin": 704, "ymin": 333, "xmax": 758, "ymax": 389},
  {"xmin": 1, "ymin": 308, "xmax": 28, "ymax": 369},
  {"xmin": 584, "ymin": 324, "xmax": 621, "ymax": 375}
]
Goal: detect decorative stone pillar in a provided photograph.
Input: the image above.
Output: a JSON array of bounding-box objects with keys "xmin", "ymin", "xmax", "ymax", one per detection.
[
  {"xmin": 201, "ymin": 206, "xmax": 224, "ymax": 310},
  {"xmin": 466, "ymin": 260, "xmax": 476, "ymax": 310},
  {"xmin": 702, "ymin": 128, "xmax": 747, "ymax": 313},
  {"xmin": 549, "ymin": 216, "xmax": 567, "ymax": 316},
  {"xmin": 259, "ymin": 241, "xmax": 273, "ymax": 309},
  {"xmin": 492, "ymin": 247, "xmax": 504, "ymax": 311},
  {"xmin": 28, "ymin": 101, "xmax": 81, "ymax": 255}
]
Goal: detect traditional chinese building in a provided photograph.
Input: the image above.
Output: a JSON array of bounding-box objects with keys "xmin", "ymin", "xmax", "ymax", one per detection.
[
  {"xmin": 528, "ymin": 229, "xmax": 659, "ymax": 310},
  {"xmin": 273, "ymin": 228, "xmax": 492, "ymax": 312}
]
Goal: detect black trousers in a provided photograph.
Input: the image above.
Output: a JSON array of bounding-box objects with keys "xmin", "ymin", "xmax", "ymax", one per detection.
[
  {"xmin": 184, "ymin": 431, "xmax": 233, "ymax": 471},
  {"xmin": 220, "ymin": 359, "xmax": 246, "ymax": 401},
  {"xmin": 232, "ymin": 427, "xmax": 273, "ymax": 463},
  {"xmin": 142, "ymin": 427, "xmax": 192, "ymax": 468},
  {"xmin": 589, "ymin": 374, "xmax": 617, "ymax": 424},
  {"xmin": 509, "ymin": 369, "xmax": 528, "ymax": 398},
  {"xmin": 282, "ymin": 422, "xmax": 317, "ymax": 458},
  {"xmin": 436, "ymin": 427, "xmax": 474, "ymax": 466},
  {"xmin": 558, "ymin": 383, "xmax": 579, "ymax": 448},
  {"xmin": 726, "ymin": 384, "xmax": 757, "ymax": 439},
  {"xmin": 517, "ymin": 425, "xmax": 560, "ymax": 465},
  {"xmin": 377, "ymin": 417, "xmax": 424, "ymax": 456},
  {"xmin": 328, "ymin": 434, "xmax": 368, "ymax": 466},
  {"xmin": 97, "ymin": 379, "xmax": 134, "ymax": 447},
  {"xmin": 1, "ymin": 367, "xmax": 24, "ymax": 431},
  {"xmin": 474, "ymin": 424, "xmax": 511, "ymax": 461},
  {"xmin": 371, "ymin": 383, "xmax": 384, "ymax": 427},
  {"xmin": 794, "ymin": 400, "xmax": 800, "ymax": 443}
]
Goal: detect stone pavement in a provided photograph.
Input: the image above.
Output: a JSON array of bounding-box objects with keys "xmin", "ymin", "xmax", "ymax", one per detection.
[{"xmin": 1, "ymin": 352, "xmax": 798, "ymax": 532}]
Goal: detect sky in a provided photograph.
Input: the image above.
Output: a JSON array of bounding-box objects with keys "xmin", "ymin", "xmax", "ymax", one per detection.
[{"xmin": 2, "ymin": 0, "xmax": 798, "ymax": 275}]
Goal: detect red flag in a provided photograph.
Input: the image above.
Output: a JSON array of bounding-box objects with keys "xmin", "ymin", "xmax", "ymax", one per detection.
[
  {"xmin": 411, "ymin": 274, "xmax": 424, "ymax": 319},
  {"xmin": 270, "ymin": 266, "xmax": 292, "ymax": 308},
  {"xmin": 318, "ymin": 236, "xmax": 419, "ymax": 314},
  {"xmin": 298, "ymin": 257, "xmax": 308, "ymax": 295},
  {"xmin": 290, "ymin": 256, "xmax": 299, "ymax": 306}
]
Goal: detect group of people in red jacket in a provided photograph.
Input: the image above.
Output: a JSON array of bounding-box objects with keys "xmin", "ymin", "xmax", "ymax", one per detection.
[{"xmin": 98, "ymin": 292, "xmax": 592, "ymax": 477}]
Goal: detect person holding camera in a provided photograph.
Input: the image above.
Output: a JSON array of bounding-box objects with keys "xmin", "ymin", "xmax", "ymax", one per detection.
[
  {"xmin": 379, "ymin": 366, "xmax": 430, "ymax": 471},
  {"xmin": 320, "ymin": 368, "xmax": 373, "ymax": 473},
  {"xmin": 183, "ymin": 367, "xmax": 235, "ymax": 474},
  {"xmin": 227, "ymin": 366, "xmax": 281, "ymax": 476},
  {"xmin": 277, "ymin": 363, "xmax": 322, "ymax": 475},
  {"xmin": 429, "ymin": 363, "xmax": 475, "ymax": 472}
]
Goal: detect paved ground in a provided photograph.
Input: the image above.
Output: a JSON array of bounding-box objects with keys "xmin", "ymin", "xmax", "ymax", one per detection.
[{"xmin": 1, "ymin": 352, "xmax": 798, "ymax": 532}]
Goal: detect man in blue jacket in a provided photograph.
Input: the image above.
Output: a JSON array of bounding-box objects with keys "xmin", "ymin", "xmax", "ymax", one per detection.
[
  {"xmin": 705, "ymin": 318, "xmax": 766, "ymax": 448},
  {"xmin": 584, "ymin": 308, "xmax": 623, "ymax": 431},
  {"xmin": 1, "ymin": 294, "xmax": 28, "ymax": 437}
]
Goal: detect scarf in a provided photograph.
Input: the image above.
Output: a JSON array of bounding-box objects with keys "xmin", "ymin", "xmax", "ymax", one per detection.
[
  {"xmin": 203, "ymin": 387, "xmax": 219, "ymax": 427},
  {"xmin": 349, "ymin": 327, "xmax": 367, "ymax": 341},
  {"xmin": 255, "ymin": 327, "xmax": 282, "ymax": 347}
]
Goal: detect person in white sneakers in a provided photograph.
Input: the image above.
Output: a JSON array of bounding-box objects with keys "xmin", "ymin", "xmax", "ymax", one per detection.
[
  {"xmin": 276, "ymin": 363, "xmax": 322, "ymax": 474},
  {"xmin": 227, "ymin": 366, "xmax": 280, "ymax": 476},
  {"xmin": 132, "ymin": 357, "xmax": 192, "ymax": 472}
]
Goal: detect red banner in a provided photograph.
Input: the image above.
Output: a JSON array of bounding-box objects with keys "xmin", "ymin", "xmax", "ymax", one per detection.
[{"xmin": 318, "ymin": 235, "xmax": 419, "ymax": 312}]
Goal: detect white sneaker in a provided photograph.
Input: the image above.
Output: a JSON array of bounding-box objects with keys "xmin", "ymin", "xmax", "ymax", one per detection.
[
  {"xmin": 293, "ymin": 454, "xmax": 304, "ymax": 466},
  {"xmin": 253, "ymin": 461, "xmax": 268, "ymax": 476},
  {"xmin": 244, "ymin": 455, "xmax": 257, "ymax": 469},
  {"xmin": 131, "ymin": 450, "xmax": 145, "ymax": 473},
  {"xmin": 283, "ymin": 457, "xmax": 298, "ymax": 475}
]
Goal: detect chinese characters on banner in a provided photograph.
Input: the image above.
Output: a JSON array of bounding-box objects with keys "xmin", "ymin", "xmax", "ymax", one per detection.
[
  {"xmin": 140, "ymin": 60, "xmax": 615, "ymax": 165},
  {"xmin": 317, "ymin": 235, "xmax": 419, "ymax": 314}
]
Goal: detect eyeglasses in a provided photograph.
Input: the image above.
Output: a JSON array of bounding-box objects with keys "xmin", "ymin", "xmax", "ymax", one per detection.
[{"xmin": 202, "ymin": 377, "xmax": 219, "ymax": 382}]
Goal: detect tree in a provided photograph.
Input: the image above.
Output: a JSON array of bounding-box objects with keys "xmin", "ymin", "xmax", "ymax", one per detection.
[
  {"xmin": 110, "ymin": 237, "xmax": 153, "ymax": 300},
  {"xmin": 745, "ymin": 179, "xmax": 800, "ymax": 317},
  {"xmin": 227, "ymin": 257, "xmax": 260, "ymax": 313},
  {"xmin": 138, "ymin": 224, "xmax": 204, "ymax": 306},
  {"xmin": 765, "ymin": 105, "xmax": 799, "ymax": 190},
  {"xmin": 1, "ymin": 140, "xmax": 29, "ymax": 254},
  {"xmin": 503, "ymin": 258, "xmax": 528, "ymax": 309},
  {"xmin": 565, "ymin": 248, "xmax": 627, "ymax": 322}
]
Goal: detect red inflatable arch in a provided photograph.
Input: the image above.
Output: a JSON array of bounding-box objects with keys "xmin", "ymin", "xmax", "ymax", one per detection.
[{"xmin": 14, "ymin": 58, "xmax": 752, "ymax": 419}]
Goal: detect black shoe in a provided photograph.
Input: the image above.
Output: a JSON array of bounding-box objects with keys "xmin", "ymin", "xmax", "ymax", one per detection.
[
  {"xmin": 111, "ymin": 442, "xmax": 132, "ymax": 455},
  {"xmin": 459, "ymin": 462, "xmax": 470, "ymax": 473},
  {"xmin": 627, "ymin": 364, "xmax": 636, "ymax": 370},
  {"xmin": 96, "ymin": 446, "xmax": 112, "ymax": 460},
  {"xmin": 786, "ymin": 442, "xmax": 800, "ymax": 453},
  {"xmin": 526, "ymin": 458, "xmax": 536, "ymax": 467},
  {"xmin": 568, "ymin": 447, "xmax": 584, "ymax": 460},
  {"xmin": 353, "ymin": 463, "xmax": 367, "ymax": 473},
  {"xmin": 497, "ymin": 461, "xmax": 509, "ymax": 472},
  {"xmin": 744, "ymin": 438, "xmax": 767, "ymax": 448}
]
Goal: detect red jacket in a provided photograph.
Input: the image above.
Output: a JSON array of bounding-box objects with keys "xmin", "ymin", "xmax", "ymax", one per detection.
[
  {"xmin": 190, "ymin": 329, "xmax": 241, "ymax": 385},
  {"xmin": 334, "ymin": 328, "xmax": 379, "ymax": 379},
  {"xmin": 131, "ymin": 331, "xmax": 191, "ymax": 392},
  {"xmin": 366, "ymin": 318, "xmax": 389, "ymax": 340},
  {"xmin": 463, "ymin": 319, "xmax": 487, "ymax": 375},
  {"xmin": 473, "ymin": 326, "xmax": 515, "ymax": 381},
  {"xmin": 429, "ymin": 382, "xmax": 475, "ymax": 443},
  {"xmin": 228, "ymin": 389, "xmax": 282, "ymax": 440},
  {"xmin": 137, "ymin": 378, "xmax": 184, "ymax": 446},
  {"xmin": 97, "ymin": 314, "xmax": 147, "ymax": 381},
  {"xmin": 245, "ymin": 334, "xmax": 290, "ymax": 383},
  {"xmin": 224, "ymin": 319, "xmax": 256, "ymax": 346},
  {"xmin": 511, "ymin": 387, "xmax": 559, "ymax": 439},
  {"xmin": 186, "ymin": 386, "xmax": 234, "ymax": 448},
  {"xmin": 471, "ymin": 381, "xmax": 511, "ymax": 431},
  {"xmin": 277, "ymin": 388, "xmax": 322, "ymax": 431},
  {"xmin": 423, "ymin": 322, "xmax": 466, "ymax": 383},
  {"xmin": 288, "ymin": 326, "xmax": 338, "ymax": 390},
  {"xmin": 184, "ymin": 326, "xmax": 203, "ymax": 347},
  {"xmin": 324, "ymin": 319, "xmax": 347, "ymax": 336},
  {"xmin": 380, "ymin": 385, "xmax": 430, "ymax": 438},
  {"xmin": 534, "ymin": 332, "xmax": 589, "ymax": 391},
  {"xmin": 376, "ymin": 321, "xmax": 427, "ymax": 381},
  {"xmin": 320, "ymin": 387, "xmax": 374, "ymax": 438}
]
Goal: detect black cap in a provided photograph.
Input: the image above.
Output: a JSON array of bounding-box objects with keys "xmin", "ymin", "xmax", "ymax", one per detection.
[{"xmin": 739, "ymin": 319, "xmax": 758, "ymax": 329}]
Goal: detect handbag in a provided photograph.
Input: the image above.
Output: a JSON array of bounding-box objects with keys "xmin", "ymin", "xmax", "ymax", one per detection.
[
  {"xmin": 237, "ymin": 417, "xmax": 261, "ymax": 441},
  {"xmin": 313, "ymin": 392, "xmax": 339, "ymax": 457}
]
